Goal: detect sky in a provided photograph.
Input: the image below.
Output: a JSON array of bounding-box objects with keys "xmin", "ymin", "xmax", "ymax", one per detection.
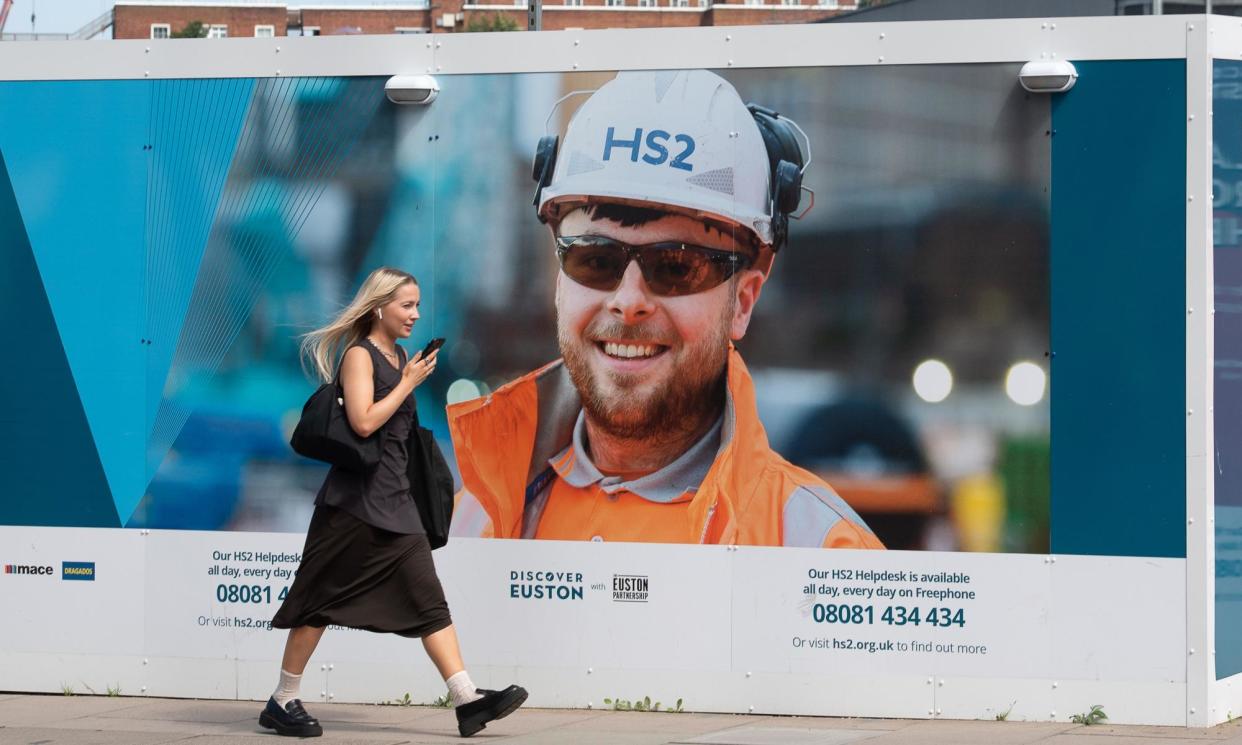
[{"xmin": 7, "ymin": 0, "xmax": 114, "ymax": 34}]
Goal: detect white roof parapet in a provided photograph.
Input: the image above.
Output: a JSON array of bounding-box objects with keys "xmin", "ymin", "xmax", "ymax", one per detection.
[{"xmin": 0, "ymin": 14, "xmax": 1197, "ymax": 82}]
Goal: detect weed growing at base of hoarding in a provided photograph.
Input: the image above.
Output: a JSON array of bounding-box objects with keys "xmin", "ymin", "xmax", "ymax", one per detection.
[
  {"xmin": 430, "ymin": 693, "xmax": 452, "ymax": 708},
  {"xmin": 602, "ymin": 696, "xmax": 684, "ymax": 713},
  {"xmin": 60, "ymin": 684, "xmax": 74, "ymax": 696},
  {"xmin": 106, "ymin": 684, "xmax": 121, "ymax": 697},
  {"xmin": 1069, "ymin": 705, "xmax": 1108, "ymax": 725},
  {"xmin": 378, "ymin": 693, "xmax": 414, "ymax": 706},
  {"xmin": 994, "ymin": 701, "xmax": 1017, "ymax": 721}
]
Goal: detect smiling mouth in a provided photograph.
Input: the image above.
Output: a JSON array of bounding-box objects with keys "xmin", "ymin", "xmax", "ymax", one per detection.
[{"xmin": 600, "ymin": 341, "xmax": 664, "ymax": 360}]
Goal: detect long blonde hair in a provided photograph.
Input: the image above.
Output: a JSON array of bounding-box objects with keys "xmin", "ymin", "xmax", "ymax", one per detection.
[{"xmin": 301, "ymin": 267, "xmax": 418, "ymax": 382}]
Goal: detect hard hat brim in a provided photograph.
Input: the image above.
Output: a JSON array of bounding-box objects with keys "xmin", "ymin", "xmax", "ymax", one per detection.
[{"xmin": 539, "ymin": 191, "xmax": 773, "ymax": 250}]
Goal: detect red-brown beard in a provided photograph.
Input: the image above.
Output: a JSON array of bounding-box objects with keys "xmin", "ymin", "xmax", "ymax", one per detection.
[{"xmin": 557, "ymin": 315, "xmax": 729, "ymax": 441}]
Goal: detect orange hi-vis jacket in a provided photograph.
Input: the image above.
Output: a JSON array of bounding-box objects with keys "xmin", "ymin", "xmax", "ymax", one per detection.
[{"xmin": 446, "ymin": 349, "xmax": 885, "ymax": 549}]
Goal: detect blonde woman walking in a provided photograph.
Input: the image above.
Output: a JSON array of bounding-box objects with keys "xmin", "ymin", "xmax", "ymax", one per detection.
[{"xmin": 261, "ymin": 267, "xmax": 527, "ymax": 738}]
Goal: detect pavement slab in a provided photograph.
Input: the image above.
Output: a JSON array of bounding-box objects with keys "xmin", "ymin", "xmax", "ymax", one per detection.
[
  {"xmin": 0, "ymin": 726, "xmax": 189, "ymax": 744},
  {"xmin": 94, "ymin": 700, "xmax": 257, "ymax": 724},
  {"xmin": 673, "ymin": 726, "xmax": 888, "ymax": 744},
  {"xmin": 169, "ymin": 737, "xmax": 415, "ymax": 745},
  {"xmin": 495, "ymin": 733, "xmax": 709, "ymax": 745},
  {"xmin": 551, "ymin": 711, "xmax": 765, "ymax": 735},
  {"xmin": 826, "ymin": 719, "xmax": 1081, "ymax": 745},
  {"xmin": 4, "ymin": 695, "xmax": 1242, "ymax": 745},
  {"xmin": 1036, "ymin": 737, "xmax": 1237, "ymax": 745},
  {"xmin": 0, "ymin": 695, "xmax": 151, "ymax": 727}
]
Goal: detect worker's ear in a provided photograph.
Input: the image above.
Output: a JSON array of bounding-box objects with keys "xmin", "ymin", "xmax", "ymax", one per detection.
[{"xmin": 729, "ymin": 269, "xmax": 765, "ymax": 341}]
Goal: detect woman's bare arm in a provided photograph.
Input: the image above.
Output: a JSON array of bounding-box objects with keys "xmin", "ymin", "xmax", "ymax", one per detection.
[{"xmin": 339, "ymin": 346, "xmax": 437, "ymax": 437}]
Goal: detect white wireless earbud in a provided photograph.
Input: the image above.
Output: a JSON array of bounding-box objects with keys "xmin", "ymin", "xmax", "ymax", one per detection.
[{"xmin": 377, "ymin": 308, "xmax": 383, "ymax": 320}]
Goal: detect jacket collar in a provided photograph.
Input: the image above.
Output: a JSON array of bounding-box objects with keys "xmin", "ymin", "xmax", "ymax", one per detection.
[
  {"xmin": 447, "ymin": 347, "xmax": 771, "ymax": 542},
  {"xmin": 549, "ymin": 408, "xmax": 722, "ymax": 504}
]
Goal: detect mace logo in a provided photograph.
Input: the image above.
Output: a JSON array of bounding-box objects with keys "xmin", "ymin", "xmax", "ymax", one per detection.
[
  {"xmin": 612, "ymin": 574, "xmax": 649, "ymax": 603},
  {"xmin": 4, "ymin": 563, "xmax": 54, "ymax": 576},
  {"xmin": 62, "ymin": 562, "xmax": 96, "ymax": 581}
]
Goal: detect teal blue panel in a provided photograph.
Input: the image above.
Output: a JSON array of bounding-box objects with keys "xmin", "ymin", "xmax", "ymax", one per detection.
[
  {"xmin": 0, "ymin": 151, "xmax": 119, "ymax": 527},
  {"xmin": 1050, "ymin": 60, "xmax": 1186, "ymax": 558},
  {"xmin": 144, "ymin": 78, "xmax": 255, "ymax": 445},
  {"xmin": 0, "ymin": 80, "xmax": 150, "ymax": 525}
]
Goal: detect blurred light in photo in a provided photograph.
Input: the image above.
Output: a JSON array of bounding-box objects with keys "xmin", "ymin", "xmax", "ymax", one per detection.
[{"xmin": 912, "ymin": 360, "xmax": 953, "ymax": 403}]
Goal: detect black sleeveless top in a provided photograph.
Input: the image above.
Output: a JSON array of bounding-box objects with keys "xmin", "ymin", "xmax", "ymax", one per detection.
[{"xmin": 314, "ymin": 339, "xmax": 424, "ymax": 534}]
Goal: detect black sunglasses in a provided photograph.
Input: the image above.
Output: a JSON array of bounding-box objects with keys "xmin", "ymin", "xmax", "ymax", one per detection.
[{"xmin": 555, "ymin": 235, "xmax": 754, "ymax": 297}]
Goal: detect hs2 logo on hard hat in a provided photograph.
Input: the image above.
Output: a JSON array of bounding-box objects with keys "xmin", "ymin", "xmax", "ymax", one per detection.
[{"xmin": 603, "ymin": 127, "xmax": 695, "ymax": 172}]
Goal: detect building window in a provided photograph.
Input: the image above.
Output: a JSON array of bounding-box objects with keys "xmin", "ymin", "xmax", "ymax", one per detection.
[
  {"xmin": 743, "ymin": 0, "xmax": 762, "ymax": 5},
  {"xmin": 781, "ymin": 0, "xmax": 800, "ymax": 5},
  {"xmin": 207, "ymin": 24, "xmax": 228, "ymax": 38},
  {"xmin": 394, "ymin": 26, "xmax": 429, "ymax": 33},
  {"xmin": 150, "ymin": 23, "xmax": 170, "ymax": 39},
  {"xmin": 638, "ymin": 0, "xmax": 656, "ymax": 7},
  {"xmin": 698, "ymin": 0, "xmax": 711, "ymax": 6},
  {"xmin": 565, "ymin": 0, "xmax": 584, "ymax": 6},
  {"xmin": 670, "ymin": 0, "xmax": 690, "ymax": 7},
  {"xmin": 254, "ymin": 24, "xmax": 275, "ymax": 37},
  {"xmin": 304, "ymin": 26, "xmax": 321, "ymax": 36},
  {"xmin": 605, "ymin": 0, "xmax": 625, "ymax": 7}
]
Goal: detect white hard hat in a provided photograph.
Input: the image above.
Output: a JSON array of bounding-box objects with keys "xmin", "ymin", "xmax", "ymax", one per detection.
[{"xmin": 535, "ymin": 70, "xmax": 781, "ymax": 247}]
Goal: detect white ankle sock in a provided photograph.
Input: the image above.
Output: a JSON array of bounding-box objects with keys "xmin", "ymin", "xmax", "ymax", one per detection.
[
  {"xmin": 447, "ymin": 670, "xmax": 482, "ymax": 707},
  {"xmin": 273, "ymin": 669, "xmax": 302, "ymax": 708}
]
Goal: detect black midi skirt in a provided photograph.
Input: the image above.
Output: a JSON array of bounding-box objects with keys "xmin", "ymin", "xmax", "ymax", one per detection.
[{"xmin": 272, "ymin": 504, "xmax": 452, "ymax": 638}]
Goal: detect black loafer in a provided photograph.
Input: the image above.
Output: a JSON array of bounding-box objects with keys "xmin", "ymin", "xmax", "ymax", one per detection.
[
  {"xmin": 258, "ymin": 697, "xmax": 323, "ymax": 738},
  {"xmin": 456, "ymin": 684, "xmax": 528, "ymax": 737}
]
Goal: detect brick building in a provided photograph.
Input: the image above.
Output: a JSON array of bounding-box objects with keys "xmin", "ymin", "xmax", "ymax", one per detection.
[{"xmin": 111, "ymin": 0, "xmax": 857, "ymax": 38}]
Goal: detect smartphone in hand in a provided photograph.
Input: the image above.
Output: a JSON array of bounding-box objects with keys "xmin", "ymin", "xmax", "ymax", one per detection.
[{"xmin": 419, "ymin": 337, "xmax": 446, "ymax": 361}]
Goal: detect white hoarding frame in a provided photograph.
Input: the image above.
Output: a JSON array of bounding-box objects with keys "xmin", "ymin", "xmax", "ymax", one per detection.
[
  {"xmin": 0, "ymin": 13, "xmax": 1231, "ymax": 727},
  {"xmin": 1188, "ymin": 16, "xmax": 1214, "ymax": 729},
  {"xmin": 0, "ymin": 16, "xmax": 1192, "ymax": 81}
]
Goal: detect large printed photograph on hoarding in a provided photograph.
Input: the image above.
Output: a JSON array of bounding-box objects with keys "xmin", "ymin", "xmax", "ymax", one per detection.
[
  {"xmin": 0, "ymin": 65, "xmax": 1050, "ymax": 552},
  {"xmin": 1214, "ymin": 59, "xmax": 1242, "ymax": 679}
]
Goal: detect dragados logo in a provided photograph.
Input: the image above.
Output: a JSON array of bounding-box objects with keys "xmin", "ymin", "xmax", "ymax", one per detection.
[
  {"xmin": 62, "ymin": 562, "xmax": 96, "ymax": 581},
  {"xmin": 4, "ymin": 563, "xmax": 54, "ymax": 576}
]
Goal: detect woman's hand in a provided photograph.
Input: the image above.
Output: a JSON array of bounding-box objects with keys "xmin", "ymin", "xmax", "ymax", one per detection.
[{"xmin": 402, "ymin": 349, "xmax": 438, "ymax": 390}]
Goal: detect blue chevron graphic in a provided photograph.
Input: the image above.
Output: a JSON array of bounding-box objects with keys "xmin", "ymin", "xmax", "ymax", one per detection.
[
  {"xmin": 0, "ymin": 80, "xmax": 150, "ymax": 525},
  {"xmin": 0, "ymin": 149, "xmax": 119, "ymax": 527},
  {"xmin": 143, "ymin": 77, "xmax": 385, "ymax": 514},
  {"xmin": 143, "ymin": 78, "xmax": 255, "ymax": 471}
]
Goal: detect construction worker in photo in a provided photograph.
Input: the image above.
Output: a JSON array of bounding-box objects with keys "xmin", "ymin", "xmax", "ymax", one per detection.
[{"xmin": 447, "ymin": 69, "xmax": 884, "ymax": 549}]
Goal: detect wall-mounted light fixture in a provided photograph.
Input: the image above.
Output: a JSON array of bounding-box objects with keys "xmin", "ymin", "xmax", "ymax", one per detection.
[
  {"xmin": 385, "ymin": 74, "xmax": 440, "ymax": 105},
  {"xmin": 1018, "ymin": 60, "xmax": 1078, "ymax": 93}
]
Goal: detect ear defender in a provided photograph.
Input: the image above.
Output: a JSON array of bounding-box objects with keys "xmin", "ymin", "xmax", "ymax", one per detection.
[
  {"xmin": 532, "ymin": 135, "xmax": 560, "ymax": 216},
  {"xmin": 747, "ymin": 104, "xmax": 805, "ymax": 252}
]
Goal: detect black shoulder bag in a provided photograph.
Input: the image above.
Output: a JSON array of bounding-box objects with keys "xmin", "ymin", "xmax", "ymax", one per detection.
[
  {"xmin": 407, "ymin": 424, "xmax": 455, "ymax": 549},
  {"xmin": 290, "ymin": 370, "xmax": 381, "ymax": 472}
]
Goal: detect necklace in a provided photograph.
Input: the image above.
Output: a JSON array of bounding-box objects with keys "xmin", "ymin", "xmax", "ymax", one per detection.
[{"xmin": 367, "ymin": 336, "xmax": 398, "ymax": 363}]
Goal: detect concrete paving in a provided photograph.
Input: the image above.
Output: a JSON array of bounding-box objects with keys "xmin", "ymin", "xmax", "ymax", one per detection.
[{"xmin": 2, "ymin": 694, "xmax": 1242, "ymax": 744}]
